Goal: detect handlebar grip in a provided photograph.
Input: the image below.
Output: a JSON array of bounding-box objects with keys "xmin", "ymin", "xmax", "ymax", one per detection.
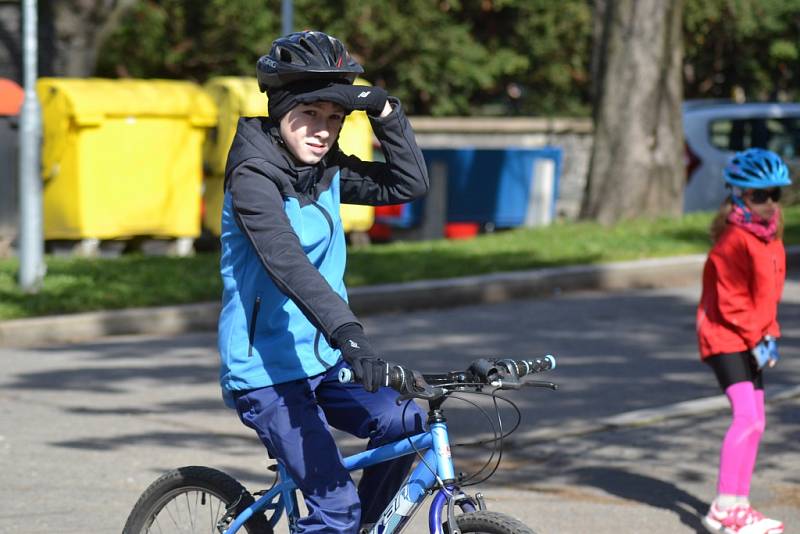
[
  {"xmin": 519, "ymin": 355, "xmax": 556, "ymax": 375},
  {"xmin": 495, "ymin": 355, "xmax": 556, "ymax": 378},
  {"xmin": 337, "ymin": 364, "xmax": 410, "ymax": 391}
]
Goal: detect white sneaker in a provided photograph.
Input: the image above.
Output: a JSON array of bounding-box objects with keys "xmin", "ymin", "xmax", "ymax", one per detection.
[{"xmin": 702, "ymin": 502, "xmax": 784, "ymax": 534}]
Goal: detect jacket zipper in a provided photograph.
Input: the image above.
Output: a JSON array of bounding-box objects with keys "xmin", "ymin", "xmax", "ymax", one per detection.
[
  {"xmin": 774, "ymin": 255, "xmax": 780, "ymax": 294},
  {"xmin": 309, "ymin": 184, "xmax": 333, "ymax": 368},
  {"xmin": 248, "ymin": 295, "xmax": 261, "ymax": 357},
  {"xmin": 310, "ymin": 200, "xmax": 334, "ymax": 238}
]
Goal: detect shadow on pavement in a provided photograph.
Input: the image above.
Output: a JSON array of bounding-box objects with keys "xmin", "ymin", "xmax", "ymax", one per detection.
[
  {"xmin": 571, "ymin": 466, "xmax": 707, "ymax": 532},
  {"xmin": 4, "ymin": 287, "xmax": 799, "ymax": 518},
  {"xmin": 52, "ymin": 430, "xmax": 253, "ymax": 451}
]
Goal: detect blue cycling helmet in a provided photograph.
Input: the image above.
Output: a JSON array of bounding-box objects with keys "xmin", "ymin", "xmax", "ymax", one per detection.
[{"xmin": 723, "ymin": 148, "xmax": 792, "ymax": 189}]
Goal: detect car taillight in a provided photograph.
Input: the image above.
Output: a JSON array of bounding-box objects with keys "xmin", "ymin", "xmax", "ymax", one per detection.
[{"xmin": 684, "ymin": 141, "xmax": 701, "ymax": 183}]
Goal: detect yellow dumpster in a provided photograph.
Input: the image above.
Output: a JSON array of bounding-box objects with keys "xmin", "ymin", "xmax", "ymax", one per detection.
[
  {"xmin": 38, "ymin": 78, "xmax": 216, "ymax": 241},
  {"xmin": 202, "ymin": 76, "xmax": 375, "ymax": 237}
]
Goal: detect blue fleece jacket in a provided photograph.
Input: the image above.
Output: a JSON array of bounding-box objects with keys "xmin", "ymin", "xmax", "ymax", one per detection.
[{"xmin": 218, "ymin": 100, "xmax": 428, "ymax": 406}]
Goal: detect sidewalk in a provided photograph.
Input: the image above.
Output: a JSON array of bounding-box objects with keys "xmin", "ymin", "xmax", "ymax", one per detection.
[{"xmin": 0, "ymin": 253, "xmax": 710, "ymax": 348}]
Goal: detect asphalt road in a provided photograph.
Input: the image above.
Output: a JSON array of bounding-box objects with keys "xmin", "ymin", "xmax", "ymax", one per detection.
[{"xmin": 1, "ymin": 277, "xmax": 799, "ymax": 533}]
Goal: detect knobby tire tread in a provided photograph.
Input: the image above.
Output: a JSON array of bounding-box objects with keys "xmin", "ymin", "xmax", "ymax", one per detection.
[{"xmin": 455, "ymin": 510, "xmax": 538, "ymax": 534}]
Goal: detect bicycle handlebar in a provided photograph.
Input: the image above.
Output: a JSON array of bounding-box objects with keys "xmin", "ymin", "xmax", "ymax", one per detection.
[
  {"xmin": 493, "ymin": 355, "xmax": 557, "ymax": 381},
  {"xmin": 338, "ymin": 355, "xmax": 557, "ymax": 400},
  {"xmin": 337, "ymin": 365, "xmax": 428, "ymax": 397}
]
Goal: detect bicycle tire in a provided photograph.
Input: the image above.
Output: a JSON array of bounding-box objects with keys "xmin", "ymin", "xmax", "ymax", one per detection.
[
  {"xmin": 122, "ymin": 465, "xmax": 273, "ymax": 534},
  {"xmin": 454, "ymin": 510, "xmax": 538, "ymax": 534}
]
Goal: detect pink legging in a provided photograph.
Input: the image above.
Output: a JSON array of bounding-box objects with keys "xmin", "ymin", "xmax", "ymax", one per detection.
[{"xmin": 718, "ymin": 381, "xmax": 765, "ymax": 496}]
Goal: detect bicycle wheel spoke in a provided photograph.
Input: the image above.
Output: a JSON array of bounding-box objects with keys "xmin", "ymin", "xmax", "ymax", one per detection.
[
  {"xmin": 163, "ymin": 498, "xmax": 181, "ymax": 530},
  {"xmin": 207, "ymin": 494, "xmax": 215, "ymax": 532},
  {"xmin": 137, "ymin": 489, "xmax": 228, "ymax": 533},
  {"xmin": 125, "ymin": 467, "xmax": 269, "ymax": 534}
]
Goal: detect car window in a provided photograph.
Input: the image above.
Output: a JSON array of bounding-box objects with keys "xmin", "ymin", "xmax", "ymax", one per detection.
[{"xmin": 709, "ymin": 117, "xmax": 800, "ymax": 159}]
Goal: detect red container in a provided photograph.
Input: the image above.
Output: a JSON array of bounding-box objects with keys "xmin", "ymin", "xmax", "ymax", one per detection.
[
  {"xmin": 0, "ymin": 78, "xmax": 24, "ymax": 116},
  {"xmin": 445, "ymin": 222, "xmax": 479, "ymax": 240},
  {"xmin": 368, "ymin": 222, "xmax": 393, "ymax": 242}
]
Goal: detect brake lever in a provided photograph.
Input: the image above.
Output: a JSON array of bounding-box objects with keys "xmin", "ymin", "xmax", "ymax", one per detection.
[
  {"xmin": 524, "ymin": 380, "xmax": 559, "ymax": 390},
  {"xmin": 489, "ymin": 375, "xmax": 523, "ymax": 390},
  {"xmin": 396, "ymin": 370, "xmax": 445, "ymax": 403}
]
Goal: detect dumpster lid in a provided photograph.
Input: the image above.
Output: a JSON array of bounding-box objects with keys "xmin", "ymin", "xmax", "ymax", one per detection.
[
  {"xmin": 204, "ymin": 76, "xmax": 266, "ymax": 117},
  {"xmin": 0, "ymin": 78, "xmax": 24, "ymax": 116},
  {"xmin": 37, "ymin": 78, "xmax": 216, "ymax": 126}
]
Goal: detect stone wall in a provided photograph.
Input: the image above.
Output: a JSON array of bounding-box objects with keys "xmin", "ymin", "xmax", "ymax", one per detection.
[{"xmin": 408, "ymin": 117, "xmax": 593, "ymax": 220}]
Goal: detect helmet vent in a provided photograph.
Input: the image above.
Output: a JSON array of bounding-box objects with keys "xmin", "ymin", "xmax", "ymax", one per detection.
[
  {"xmin": 299, "ymin": 38, "xmax": 315, "ymax": 54},
  {"xmin": 278, "ymin": 48, "xmax": 293, "ymax": 62}
]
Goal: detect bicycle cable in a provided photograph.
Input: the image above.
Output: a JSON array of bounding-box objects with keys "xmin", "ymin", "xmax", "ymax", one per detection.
[
  {"xmin": 399, "ymin": 398, "xmax": 448, "ymax": 491},
  {"xmin": 460, "ymin": 389, "xmax": 511, "ymax": 487},
  {"xmin": 450, "ymin": 389, "xmax": 523, "ymax": 486},
  {"xmin": 397, "ymin": 381, "xmax": 526, "ymax": 489},
  {"xmin": 445, "ymin": 392, "xmax": 500, "ymax": 487},
  {"xmin": 450, "ymin": 392, "xmax": 522, "ymax": 448}
]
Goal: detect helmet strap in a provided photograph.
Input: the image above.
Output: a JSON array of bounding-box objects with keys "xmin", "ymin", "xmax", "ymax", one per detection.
[{"xmin": 730, "ymin": 192, "xmax": 752, "ymax": 223}]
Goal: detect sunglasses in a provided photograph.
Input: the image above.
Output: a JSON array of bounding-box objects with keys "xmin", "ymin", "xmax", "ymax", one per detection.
[{"xmin": 746, "ymin": 188, "xmax": 782, "ymax": 204}]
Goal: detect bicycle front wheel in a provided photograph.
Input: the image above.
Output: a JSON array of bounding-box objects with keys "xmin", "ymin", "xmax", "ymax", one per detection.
[
  {"xmin": 123, "ymin": 466, "xmax": 272, "ymax": 534},
  {"xmin": 455, "ymin": 511, "xmax": 538, "ymax": 534}
]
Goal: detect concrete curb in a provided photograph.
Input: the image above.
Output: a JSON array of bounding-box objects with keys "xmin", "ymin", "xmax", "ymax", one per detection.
[
  {"xmin": 348, "ymin": 253, "xmax": 708, "ymax": 315},
  {"xmin": 0, "ymin": 301, "xmax": 220, "ymax": 348},
  {"xmin": 1, "ymin": 246, "xmax": 798, "ymax": 349}
]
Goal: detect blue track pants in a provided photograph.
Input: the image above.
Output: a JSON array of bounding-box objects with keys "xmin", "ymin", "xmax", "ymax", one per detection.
[{"xmin": 234, "ymin": 360, "xmax": 425, "ymax": 533}]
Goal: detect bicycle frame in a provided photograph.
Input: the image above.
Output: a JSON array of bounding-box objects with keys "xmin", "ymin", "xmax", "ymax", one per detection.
[{"xmin": 223, "ymin": 418, "xmax": 457, "ymax": 534}]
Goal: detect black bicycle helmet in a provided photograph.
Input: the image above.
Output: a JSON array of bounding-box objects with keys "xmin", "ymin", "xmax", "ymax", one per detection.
[{"xmin": 256, "ymin": 31, "xmax": 364, "ymax": 92}]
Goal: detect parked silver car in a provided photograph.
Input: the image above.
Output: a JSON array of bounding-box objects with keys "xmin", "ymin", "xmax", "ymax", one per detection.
[{"xmin": 683, "ymin": 100, "xmax": 800, "ymax": 212}]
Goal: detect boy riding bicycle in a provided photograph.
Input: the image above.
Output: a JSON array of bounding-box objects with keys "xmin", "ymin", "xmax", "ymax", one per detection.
[{"xmin": 217, "ymin": 30, "xmax": 429, "ymax": 533}]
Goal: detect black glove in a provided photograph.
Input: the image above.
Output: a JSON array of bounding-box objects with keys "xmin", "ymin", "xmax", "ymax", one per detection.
[
  {"xmin": 295, "ymin": 84, "xmax": 388, "ymax": 116},
  {"xmin": 357, "ymin": 358, "xmax": 396, "ymax": 393},
  {"xmin": 332, "ymin": 323, "xmax": 390, "ymax": 392}
]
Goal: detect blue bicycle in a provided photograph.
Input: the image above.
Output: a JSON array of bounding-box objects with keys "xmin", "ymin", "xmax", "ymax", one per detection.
[{"xmin": 123, "ymin": 355, "xmax": 557, "ymax": 534}]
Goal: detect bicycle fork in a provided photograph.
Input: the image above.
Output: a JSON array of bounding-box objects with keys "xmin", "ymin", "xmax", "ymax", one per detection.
[
  {"xmin": 369, "ymin": 411, "xmax": 474, "ymax": 534},
  {"xmin": 425, "ymin": 412, "xmax": 486, "ymax": 534}
]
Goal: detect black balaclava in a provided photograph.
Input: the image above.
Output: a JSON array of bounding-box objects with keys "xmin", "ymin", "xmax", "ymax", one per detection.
[{"xmin": 267, "ymin": 78, "xmax": 351, "ymax": 121}]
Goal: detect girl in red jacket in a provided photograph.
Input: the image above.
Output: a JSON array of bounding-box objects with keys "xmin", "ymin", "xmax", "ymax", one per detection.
[{"xmin": 697, "ymin": 148, "xmax": 790, "ymax": 534}]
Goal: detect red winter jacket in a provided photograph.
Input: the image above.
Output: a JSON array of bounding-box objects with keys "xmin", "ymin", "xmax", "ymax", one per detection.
[{"xmin": 696, "ymin": 224, "xmax": 785, "ymax": 358}]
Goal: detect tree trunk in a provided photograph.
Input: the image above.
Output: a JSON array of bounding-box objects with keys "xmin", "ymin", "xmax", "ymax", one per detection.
[
  {"xmin": 580, "ymin": 0, "xmax": 685, "ymax": 224},
  {"xmin": 46, "ymin": 0, "xmax": 136, "ymax": 77}
]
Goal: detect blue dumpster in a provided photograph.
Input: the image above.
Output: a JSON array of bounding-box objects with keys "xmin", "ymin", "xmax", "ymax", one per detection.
[
  {"xmin": 375, "ymin": 147, "xmax": 562, "ymax": 232},
  {"xmin": 432, "ymin": 147, "xmax": 562, "ymax": 227}
]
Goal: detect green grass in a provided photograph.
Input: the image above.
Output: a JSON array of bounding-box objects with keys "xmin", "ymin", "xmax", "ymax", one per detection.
[
  {"xmin": 1, "ymin": 206, "xmax": 799, "ymax": 320},
  {"xmin": 0, "ymin": 254, "xmax": 222, "ymax": 320},
  {"xmin": 345, "ymin": 211, "xmax": 715, "ymax": 286}
]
